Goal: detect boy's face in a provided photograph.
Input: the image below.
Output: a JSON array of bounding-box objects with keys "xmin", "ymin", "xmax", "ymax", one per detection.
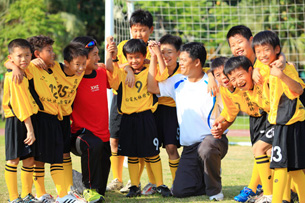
[
  {"xmin": 179, "ymin": 51, "xmax": 197, "ymax": 76},
  {"xmin": 160, "ymin": 44, "xmax": 180, "ymax": 68},
  {"xmin": 213, "ymin": 65, "xmax": 232, "ymax": 88},
  {"xmin": 228, "ymin": 34, "xmax": 254, "ymax": 60},
  {"xmin": 130, "ymin": 24, "xmax": 153, "ymax": 43},
  {"xmin": 126, "ymin": 52, "xmax": 146, "ymax": 71},
  {"xmin": 86, "ymin": 46, "xmax": 100, "ymax": 71},
  {"xmin": 227, "ymin": 67, "xmax": 253, "ymax": 91},
  {"xmin": 37, "ymin": 44, "xmax": 55, "ymax": 66},
  {"xmin": 254, "ymin": 44, "xmax": 280, "ymax": 66},
  {"xmin": 64, "ymin": 55, "xmax": 87, "ymax": 76},
  {"xmin": 8, "ymin": 47, "xmax": 32, "ymax": 70}
]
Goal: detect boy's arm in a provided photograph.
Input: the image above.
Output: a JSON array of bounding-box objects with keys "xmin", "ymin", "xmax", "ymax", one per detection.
[
  {"xmin": 124, "ymin": 65, "xmax": 135, "ymax": 88},
  {"xmin": 270, "ymin": 52, "xmax": 286, "ymax": 70},
  {"xmin": 147, "ymin": 44, "xmax": 160, "ymax": 94},
  {"xmin": 4, "ymin": 60, "xmax": 24, "ymax": 84},
  {"xmin": 105, "ymin": 36, "xmax": 118, "ymax": 73},
  {"xmin": 207, "ymin": 70, "xmax": 219, "ymax": 97},
  {"xmin": 23, "ymin": 117, "xmax": 35, "ymax": 146},
  {"xmin": 212, "ymin": 119, "xmax": 233, "ymax": 139}
]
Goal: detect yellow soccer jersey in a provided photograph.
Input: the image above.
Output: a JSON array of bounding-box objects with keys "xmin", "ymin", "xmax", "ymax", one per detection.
[
  {"xmin": 107, "ymin": 64, "xmax": 158, "ymax": 114},
  {"xmin": 52, "ymin": 63, "xmax": 84, "ymax": 116},
  {"xmin": 220, "ymin": 86, "xmax": 262, "ymax": 122},
  {"xmin": 258, "ymin": 62, "xmax": 305, "ymax": 125},
  {"xmin": 2, "ymin": 71, "xmax": 38, "ymax": 121},
  {"xmin": 25, "ymin": 62, "xmax": 63, "ymax": 120}
]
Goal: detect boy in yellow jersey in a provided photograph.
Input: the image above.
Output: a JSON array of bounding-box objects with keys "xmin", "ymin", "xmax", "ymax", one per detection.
[
  {"xmin": 3, "ymin": 39, "xmax": 39, "ymax": 202},
  {"xmin": 5, "ymin": 36, "xmax": 82, "ymax": 203},
  {"xmin": 251, "ymin": 30, "xmax": 305, "ymax": 203},
  {"xmin": 226, "ymin": 25, "xmax": 287, "ymax": 203},
  {"xmin": 107, "ymin": 9, "xmax": 156, "ymax": 194},
  {"xmin": 106, "ymin": 38, "xmax": 171, "ymax": 197},
  {"xmin": 224, "ymin": 46, "xmax": 305, "ymax": 203}
]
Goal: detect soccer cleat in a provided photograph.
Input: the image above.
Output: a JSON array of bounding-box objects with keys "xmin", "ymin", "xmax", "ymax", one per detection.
[
  {"xmin": 256, "ymin": 184, "xmax": 263, "ymax": 195},
  {"xmin": 120, "ymin": 180, "xmax": 141, "ymax": 193},
  {"xmin": 83, "ymin": 189, "xmax": 105, "ymax": 203},
  {"xmin": 254, "ymin": 195, "xmax": 272, "ymax": 203},
  {"xmin": 209, "ymin": 191, "xmax": 224, "ymax": 201},
  {"xmin": 36, "ymin": 194, "xmax": 55, "ymax": 203},
  {"xmin": 156, "ymin": 185, "xmax": 171, "ymax": 197},
  {"xmin": 247, "ymin": 191, "xmax": 263, "ymax": 203},
  {"xmin": 106, "ymin": 178, "xmax": 123, "ymax": 191},
  {"xmin": 55, "ymin": 194, "xmax": 84, "ymax": 203},
  {"xmin": 141, "ymin": 182, "xmax": 156, "ymax": 195},
  {"xmin": 291, "ymin": 190, "xmax": 298, "ymax": 203},
  {"xmin": 68, "ymin": 190, "xmax": 86, "ymax": 202},
  {"xmin": 22, "ymin": 193, "xmax": 41, "ymax": 203},
  {"xmin": 126, "ymin": 186, "xmax": 141, "ymax": 197},
  {"xmin": 8, "ymin": 197, "xmax": 24, "ymax": 203},
  {"xmin": 234, "ymin": 187, "xmax": 256, "ymax": 202}
]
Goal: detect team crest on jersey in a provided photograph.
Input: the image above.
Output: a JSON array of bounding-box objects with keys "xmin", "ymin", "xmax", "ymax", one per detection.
[{"xmin": 91, "ymin": 85, "xmax": 99, "ymax": 92}]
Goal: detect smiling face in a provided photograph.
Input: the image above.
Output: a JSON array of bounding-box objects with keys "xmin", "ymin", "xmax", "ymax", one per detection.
[
  {"xmin": 36, "ymin": 44, "xmax": 55, "ymax": 66},
  {"xmin": 160, "ymin": 43, "xmax": 180, "ymax": 69},
  {"xmin": 254, "ymin": 44, "xmax": 280, "ymax": 66},
  {"xmin": 64, "ymin": 55, "xmax": 87, "ymax": 76},
  {"xmin": 130, "ymin": 24, "xmax": 153, "ymax": 43},
  {"xmin": 86, "ymin": 46, "xmax": 100, "ymax": 71},
  {"xmin": 213, "ymin": 65, "xmax": 232, "ymax": 89},
  {"xmin": 228, "ymin": 34, "xmax": 254, "ymax": 60},
  {"xmin": 126, "ymin": 52, "xmax": 146, "ymax": 72},
  {"xmin": 179, "ymin": 51, "xmax": 198, "ymax": 76},
  {"xmin": 227, "ymin": 67, "xmax": 253, "ymax": 91},
  {"xmin": 8, "ymin": 47, "xmax": 32, "ymax": 70}
]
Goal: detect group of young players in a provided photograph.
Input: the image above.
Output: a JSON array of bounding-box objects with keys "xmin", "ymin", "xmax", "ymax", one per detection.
[{"xmin": 3, "ymin": 8, "xmax": 305, "ymax": 203}]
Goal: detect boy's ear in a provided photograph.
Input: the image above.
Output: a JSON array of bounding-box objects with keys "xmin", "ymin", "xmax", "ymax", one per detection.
[
  {"xmin": 34, "ymin": 50, "xmax": 40, "ymax": 58},
  {"xmin": 149, "ymin": 26, "xmax": 154, "ymax": 34},
  {"xmin": 249, "ymin": 66, "xmax": 253, "ymax": 74},
  {"xmin": 275, "ymin": 45, "xmax": 281, "ymax": 54},
  {"xmin": 249, "ymin": 36, "xmax": 253, "ymax": 44},
  {"xmin": 7, "ymin": 54, "xmax": 12, "ymax": 61},
  {"xmin": 63, "ymin": 60, "xmax": 70, "ymax": 68}
]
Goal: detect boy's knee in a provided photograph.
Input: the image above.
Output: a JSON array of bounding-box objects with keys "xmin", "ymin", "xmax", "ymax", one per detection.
[{"xmin": 7, "ymin": 158, "xmax": 20, "ymax": 165}]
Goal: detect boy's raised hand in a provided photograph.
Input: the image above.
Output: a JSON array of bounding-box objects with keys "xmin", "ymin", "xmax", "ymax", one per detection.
[
  {"xmin": 270, "ymin": 65, "xmax": 284, "ymax": 78},
  {"xmin": 207, "ymin": 73, "xmax": 219, "ymax": 97},
  {"xmin": 106, "ymin": 36, "xmax": 118, "ymax": 59},
  {"xmin": 148, "ymin": 40, "xmax": 161, "ymax": 57}
]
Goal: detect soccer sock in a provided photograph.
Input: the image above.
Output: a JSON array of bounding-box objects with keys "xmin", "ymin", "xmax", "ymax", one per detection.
[
  {"xmin": 5, "ymin": 163, "xmax": 18, "ymax": 201},
  {"xmin": 138, "ymin": 158, "xmax": 145, "ymax": 183},
  {"xmin": 128, "ymin": 157, "xmax": 140, "ymax": 187},
  {"xmin": 110, "ymin": 152, "xmax": 124, "ymax": 182},
  {"xmin": 255, "ymin": 155, "xmax": 272, "ymax": 195},
  {"xmin": 148, "ymin": 155, "xmax": 163, "ymax": 187},
  {"xmin": 272, "ymin": 168, "xmax": 287, "ymax": 202},
  {"xmin": 144, "ymin": 158, "xmax": 156, "ymax": 185},
  {"xmin": 282, "ymin": 173, "xmax": 291, "ymax": 202},
  {"xmin": 289, "ymin": 170, "xmax": 305, "ymax": 202},
  {"xmin": 50, "ymin": 164, "xmax": 67, "ymax": 198},
  {"xmin": 247, "ymin": 160, "xmax": 260, "ymax": 193},
  {"xmin": 21, "ymin": 166, "xmax": 34, "ymax": 198},
  {"xmin": 33, "ymin": 166, "xmax": 47, "ymax": 198},
  {"xmin": 63, "ymin": 157, "xmax": 73, "ymax": 191},
  {"xmin": 169, "ymin": 158, "xmax": 180, "ymax": 183}
]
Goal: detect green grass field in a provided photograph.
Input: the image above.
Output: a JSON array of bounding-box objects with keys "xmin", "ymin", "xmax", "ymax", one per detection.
[{"xmin": 0, "ymin": 134, "xmax": 254, "ymax": 202}]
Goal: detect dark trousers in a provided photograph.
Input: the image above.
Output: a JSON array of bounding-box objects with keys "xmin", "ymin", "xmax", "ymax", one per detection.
[
  {"xmin": 71, "ymin": 129, "xmax": 111, "ymax": 196},
  {"xmin": 172, "ymin": 135, "xmax": 228, "ymax": 197}
]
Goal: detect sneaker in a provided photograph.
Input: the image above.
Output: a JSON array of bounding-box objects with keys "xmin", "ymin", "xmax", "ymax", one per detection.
[
  {"xmin": 209, "ymin": 191, "xmax": 224, "ymax": 201},
  {"xmin": 36, "ymin": 194, "xmax": 55, "ymax": 203},
  {"xmin": 83, "ymin": 189, "xmax": 105, "ymax": 203},
  {"xmin": 126, "ymin": 186, "xmax": 141, "ymax": 197},
  {"xmin": 156, "ymin": 185, "xmax": 171, "ymax": 197},
  {"xmin": 141, "ymin": 182, "xmax": 156, "ymax": 195},
  {"xmin": 254, "ymin": 195, "xmax": 272, "ymax": 203},
  {"xmin": 106, "ymin": 178, "xmax": 123, "ymax": 191},
  {"xmin": 8, "ymin": 197, "xmax": 24, "ymax": 203},
  {"xmin": 256, "ymin": 185, "xmax": 263, "ymax": 195},
  {"xmin": 234, "ymin": 187, "xmax": 256, "ymax": 202},
  {"xmin": 68, "ymin": 190, "xmax": 86, "ymax": 202},
  {"xmin": 22, "ymin": 193, "xmax": 41, "ymax": 203},
  {"xmin": 247, "ymin": 192, "xmax": 263, "ymax": 203},
  {"xmin": 120, "ymin": 181, "xmax": 141, "ymax": 193}
]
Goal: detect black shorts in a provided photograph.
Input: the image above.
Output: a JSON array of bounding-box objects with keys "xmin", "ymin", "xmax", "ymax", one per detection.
[
  {"xmin": 249, "ymin": 112, "xmax": 273, "ymax": 145},
  {"xmin": 154, "ymin": 105, "xmax": 180, "ymax": 148},
  {"xmin": 5, "ymin": 116, "xmax": 37, "ymax": 161},
  {"xmin": 60, "ymin": 115, "xmax": 71, "ymax": 154},
  {"xmin": 118, "ymin": 110, "xmax": 159, "ymax": 157},
  {"xmin": 34, "ymin": 112, "xmax": 63, "ymax": 164},
  {"xmin": 270, "ymin": 121, "xmax": 305, "ymax": 171},
  {"xmin": 109, "ymin": 94, "xmax": 122, "ymax": 139}
]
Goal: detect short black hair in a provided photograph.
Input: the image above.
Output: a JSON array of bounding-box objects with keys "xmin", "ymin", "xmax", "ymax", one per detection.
[
  {"xmin": 224, "ymin": 56, "xmax": 253, "ymax": 75},
  {"xmin": 180, "ymin": 42, "xmax": 206, "ymax": 68},
  {"xmin": 130, "ymin": 9, "xmax": 153, "ymax": 28},
  {"xmin": 63, "ymin": 42, "xmax": 88, "ymax": 62},
  {"xmin": 8, "ymin": 38, "xmax": 32, "ymax": 54},
  {"xmin": 210, "ymin": 57, "xmax": 229, "ymax": 75},
  {"xmin": 123, "ymin": 39, "xmax": 147, "ymax": 58},
  {"xmin": 252, "ymin": 30, "xmax": 281, "ymax": 57},
  {"xmin": 159, "ymin": 34, "xmax": 182, "ymax": 51},
  {"xmin": 226, "ymin": 25, "xmax": 253, "ymax": 45},
  {"xmin": 72, "ymin": 36, "xmax": 97, "ymax": 53},
  {"xmin": 27, "ymin": 35, "xmax": 54, "ymax": 59}
]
